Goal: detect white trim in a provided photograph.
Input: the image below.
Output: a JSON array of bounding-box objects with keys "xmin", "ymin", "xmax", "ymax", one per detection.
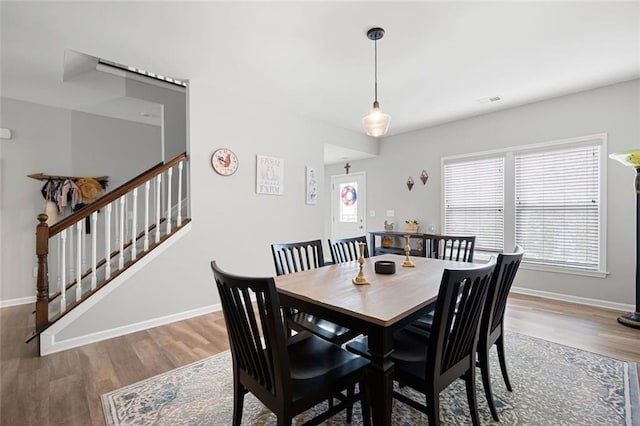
[
  {"xmin": 511, "ymin": 286, "xmax": 634, "ymax": 312},
  {"xmin": 0, "ymin": 295, "xmax": 36, "ymax": 308},
  {"xmin": 41, "ymin": 303, "xmax": 220, "ymax": 356},
  {"xmin": 520, "ymin": 262, "xmax": 609, "ymax": 279},
  {"xmin": 40, "ymin": 222, "xmax": 192, "ymax": 355},
  {"xmin": 441, "ymin": 133, "xmax": 607, "ymax": 163},
  {"xmin": 474, "ymin": 251, "xmax": 609, "ymax": 278}
]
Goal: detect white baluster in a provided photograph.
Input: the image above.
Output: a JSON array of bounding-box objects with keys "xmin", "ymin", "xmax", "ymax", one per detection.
[
  {"xmin": 177, "ymin": 161, "xmax": 183, "ymax": 226},
  {"xmin": 82, "ymin": 221, "xmax": 87, "ymax": 272},
  {"xmin": 91, "ymin": 211, "xmax": 98, "ymax": 289},
  {"xmin": 105, "ymin": 203, "xmax": 112, "ymax": 279},
  {"xmin": 119, "ymin": 196, "xmax": 125, "ymax": 269},
  {"xmin": 76, "ymin": 221, "xmax": 82, "ymax": 301},
  {"xmin": 156, "ymin": 174, "xmax": 161, "ymax": 243},
  {"xmin": 56, "ymin": 235, "xmax": 62, "ymax": 295},
  {"xmin": 131, "ymin": 187, "xmax": 138, "ymax": 261},
  {"xmin": 68, "ymin": 224, "xmax": 75, "ymax": 279},
  {"xmin": 144, "ymin": 181, "xmax": 150, "ymax": 251},
  {"xmin": 166, "ymin": 167, "xmax": 173, "ymax": 234},
  {"xmin": 114, "ymin": 200, "xmax": 120, "ymax": 247},
  {"xmin": 60, "ymin": 229, "xmax": 67, "ymax": 312}
]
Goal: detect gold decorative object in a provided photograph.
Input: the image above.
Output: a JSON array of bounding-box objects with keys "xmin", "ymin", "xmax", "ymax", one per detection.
[
  {"xmin": 352, "ymin": 242, "xmax": 371, "ymax": 285},
  {"xmin": 402, "ymin": 235, "xmax": 415, "ymax": 267}
]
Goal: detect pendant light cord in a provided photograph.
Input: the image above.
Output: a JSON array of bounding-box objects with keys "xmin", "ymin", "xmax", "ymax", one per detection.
[{"xmin": 374, "ymin": 39, "xmax": 378, "ymax": 103}]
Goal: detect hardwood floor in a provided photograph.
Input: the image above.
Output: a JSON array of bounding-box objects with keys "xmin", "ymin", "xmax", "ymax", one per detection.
[{"xmin": 1, "ymin": 293, "xmax": 638, "ymax": 425}]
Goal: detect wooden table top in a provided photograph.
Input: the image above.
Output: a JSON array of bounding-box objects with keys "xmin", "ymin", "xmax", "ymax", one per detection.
[{"xmin": 274, "ymin": 254, "xmax": 481, "ymax": 327}]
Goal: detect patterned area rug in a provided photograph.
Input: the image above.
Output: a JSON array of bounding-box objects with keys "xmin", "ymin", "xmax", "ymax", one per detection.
[{"xmin": 102, "ymin": 333, "xmax": 639, "ymax": 425}]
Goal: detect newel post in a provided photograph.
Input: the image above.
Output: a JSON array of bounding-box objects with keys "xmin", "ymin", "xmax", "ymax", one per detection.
[{"xmin": 35, "ymin": 214, "xmax": 49, "ymax": 331}]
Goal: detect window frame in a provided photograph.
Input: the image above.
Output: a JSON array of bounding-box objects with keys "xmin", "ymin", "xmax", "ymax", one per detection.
[{"xmin": 441, "ymin": 133, "xmax": 608, "ymax": 278}]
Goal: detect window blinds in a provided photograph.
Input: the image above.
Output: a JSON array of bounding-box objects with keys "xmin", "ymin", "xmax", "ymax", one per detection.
[
  {"xmin": 444, "ymin": 157, "xmax": 505, "ymax": 252},
  {"xmin": 515, "ymin": 144, "xmax": 600, "ymax": 270}
]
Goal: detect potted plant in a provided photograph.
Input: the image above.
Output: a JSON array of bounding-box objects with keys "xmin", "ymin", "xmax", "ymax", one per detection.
[{"xmin": 405, "ymin": 220, "xmax": 419, "ymax": 233}]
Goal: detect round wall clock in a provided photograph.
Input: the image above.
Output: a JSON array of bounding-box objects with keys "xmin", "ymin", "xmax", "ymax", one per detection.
[{"xmin": 211, "ymin": 148, "xmax": 238, "ymax": 176}]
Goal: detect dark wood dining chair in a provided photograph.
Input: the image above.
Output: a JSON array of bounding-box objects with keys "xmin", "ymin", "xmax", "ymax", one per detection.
[
  {"xmin": 390, "ymin": 259, "xmax": 496, "ymax": 425},
  {"xmin": 211, "ymin": 261, "xmax": 371, "ymax": 426},
  {"xmin": 328, "ymin": 236, "xmax": 369, "ymax": 264},
  {"xmin": 429, "ymin": 234, "xmax": 476, "ymax": 262},
  {"xmin": 271, "ymin": 239, "xmax": 326, "ymax": 276},
  {"xmin": 271, "ymin": 240, "xmax": 361, "ymax": 345},
  {"xmin": 408, "ymin": 246, "xmax": 524, "ymax": 421},
  {"xmin": 476, "ymin": 246, "xmax": 524, "ymax": 420}
]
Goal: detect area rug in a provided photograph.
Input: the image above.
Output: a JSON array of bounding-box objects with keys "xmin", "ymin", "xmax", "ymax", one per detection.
[{"xmin": 102, "ymin": 333, "xmax": 639, "ymax": 425}]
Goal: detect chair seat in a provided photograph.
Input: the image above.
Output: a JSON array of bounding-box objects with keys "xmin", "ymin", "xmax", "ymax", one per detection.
[
  {"xmin": 287, "ymin": 332, "xmax": 370, "ymax": 403},
  {"xmin": 288, "ymin": 312, "xmax": 360, "ymax": 344},
  {"xmin": 412, "ymin": 311, "xmax": 435, "ymax": 330}
]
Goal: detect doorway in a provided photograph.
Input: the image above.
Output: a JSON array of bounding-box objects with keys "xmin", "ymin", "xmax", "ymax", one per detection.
[{"xmin": 330, "ymin": 172, "xmax": 366, "ymax": 239}]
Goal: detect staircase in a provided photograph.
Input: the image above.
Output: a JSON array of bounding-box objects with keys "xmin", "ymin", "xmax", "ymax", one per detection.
[{"xmin": 27, "ymin": 153, "xmax": 190, "ymax": 355}]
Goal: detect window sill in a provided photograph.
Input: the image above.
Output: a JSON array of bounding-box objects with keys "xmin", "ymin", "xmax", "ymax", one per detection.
[
  {"xmin": 520, "ymin": 262, "xmax": 609, "ymax": 279},
  {"xmin": 473, "ymin": 251, "xmax": 609, "ymax": 278}
]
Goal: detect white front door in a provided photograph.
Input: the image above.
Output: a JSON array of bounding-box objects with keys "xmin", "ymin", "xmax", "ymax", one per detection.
[{"xmin": 331, "ymin": 172, "xmax": 366, "ymax": 239}]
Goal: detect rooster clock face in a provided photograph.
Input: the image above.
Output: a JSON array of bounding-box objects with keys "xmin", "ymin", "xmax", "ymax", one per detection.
[{"xmin": 211, "ymin": 148, "xmax": 238, "ymax": 176}]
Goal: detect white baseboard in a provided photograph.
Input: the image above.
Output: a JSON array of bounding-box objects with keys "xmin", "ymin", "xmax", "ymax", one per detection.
[
  {"xmin": 511, "ymin": 286, "xmax": 634, "ymax": 312},
  {"xmin": 41, "ymin": 303, "xmax": 222, "ymax": 356},
  {"xmin": 0, "ymin": 295, "xmax": 36, "ymax": 308}
]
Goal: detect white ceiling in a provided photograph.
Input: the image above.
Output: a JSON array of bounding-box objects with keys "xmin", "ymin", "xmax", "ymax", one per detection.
[{"xmin": 2, "ymin": 2, "xmax": 639, "ymax": 156}]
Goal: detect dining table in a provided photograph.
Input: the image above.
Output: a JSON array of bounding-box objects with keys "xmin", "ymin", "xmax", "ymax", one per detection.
[{"xmin": 274, "ymin": 253, "xmax": 482, "ymax": 425}]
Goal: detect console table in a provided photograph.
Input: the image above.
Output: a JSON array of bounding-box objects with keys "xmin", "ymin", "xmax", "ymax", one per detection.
[{"xmin": 369, "ymin": 231, "xmax": 437, "ymax": 257}]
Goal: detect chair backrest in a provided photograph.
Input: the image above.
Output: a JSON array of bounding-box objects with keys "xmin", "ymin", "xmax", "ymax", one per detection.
[
  {"xmin": 328, "ymin": 236, "xmax": 369, "ymax": 264},
  {"xmin": 482, "ymin": 246, "xmax": 524, "ymax": 336},
  {"xmin": 427, "ymin": 259, "xmax": 496, "ymax": 377},
  {"xmin": 430, "ymin": 235, "xmax": 476, "ymax": 262},
  {"xmin": 210, "ymin": 261, "xmax": 290, "ymax": 399},
  {"xmin": 271, "ymin": 240, "xmax": 325, "ymax": 276}
]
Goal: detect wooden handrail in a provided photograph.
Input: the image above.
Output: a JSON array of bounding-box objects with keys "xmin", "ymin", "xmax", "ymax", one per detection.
[{"xmin": 48, "ymin": 153, "xmax": 187, "ymax": 237}]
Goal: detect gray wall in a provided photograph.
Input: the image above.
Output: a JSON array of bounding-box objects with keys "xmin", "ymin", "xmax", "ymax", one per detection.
[
  {"xmin": 0, "ymin": 98, "xmax": 73, "ymax": 302},
  {"xmin": 71, "ymin": 110, "xmax": 161, "ymax": 188},
  {"xmin": 326, "ymin": 79, "xmax": 640, "ymax": 307},
  {"xmin": 125, "ymin": 78, "xmax": 187, "ymax": 162},
  {"xmin": 55, "ymin": 80, "xmax": 370, "ymax": 339},
  {"xmin": 0, "ymin": 97, "xmax": 162, "ymax": 302}
]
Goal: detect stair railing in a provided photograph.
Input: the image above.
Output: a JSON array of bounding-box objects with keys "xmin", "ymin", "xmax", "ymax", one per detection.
[{"xmin": 32, "ymin": 153, "xmax": 189, "ymax": 340}]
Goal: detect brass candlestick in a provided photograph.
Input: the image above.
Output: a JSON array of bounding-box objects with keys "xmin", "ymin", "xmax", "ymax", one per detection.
[
  {"xmin": 352, "ymin": 242, "xmax": 371, "ymax": 285},
  {"xmin": 402, "ymin": 234, "xmax": 415, "ymax": 267}
]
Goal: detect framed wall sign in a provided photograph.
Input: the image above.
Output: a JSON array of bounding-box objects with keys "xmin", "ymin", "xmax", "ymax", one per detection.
[
  {"xmin": 256, "ymin": 155, "xmax": 284, "ymax": 195},
  {"xmin": 306, "ymin": 166, "xmax": 318, "ymax": 205}
]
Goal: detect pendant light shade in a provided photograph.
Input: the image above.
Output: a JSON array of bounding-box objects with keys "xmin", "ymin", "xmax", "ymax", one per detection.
[
  {"xmin": 362, "ymin": 101, "xmax": 391, "ymax": 137},
  {"xmin": 362, "ymin": 27, "xmax": 391, "ymax": 138}
]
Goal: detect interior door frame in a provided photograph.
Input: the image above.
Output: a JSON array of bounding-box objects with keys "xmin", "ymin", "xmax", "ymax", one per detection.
[{"xmin": 330, "ymin": 171, "xmax": 366, "ymax": 239}]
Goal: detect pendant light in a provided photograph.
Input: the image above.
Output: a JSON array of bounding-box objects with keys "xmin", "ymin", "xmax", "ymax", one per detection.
[{"xmin": 362, "ymin": 27, "xmax": 391, "ymax": 138}]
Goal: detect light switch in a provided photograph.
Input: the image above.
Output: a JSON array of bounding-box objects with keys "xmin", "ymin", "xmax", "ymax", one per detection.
[
  {"xmin": 369, "ymin": 210, "xmax": 376, "ymax": 217},
  {"xmin": 386, "ymin": 210, "xmax": 395, "ymax": 217}
]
